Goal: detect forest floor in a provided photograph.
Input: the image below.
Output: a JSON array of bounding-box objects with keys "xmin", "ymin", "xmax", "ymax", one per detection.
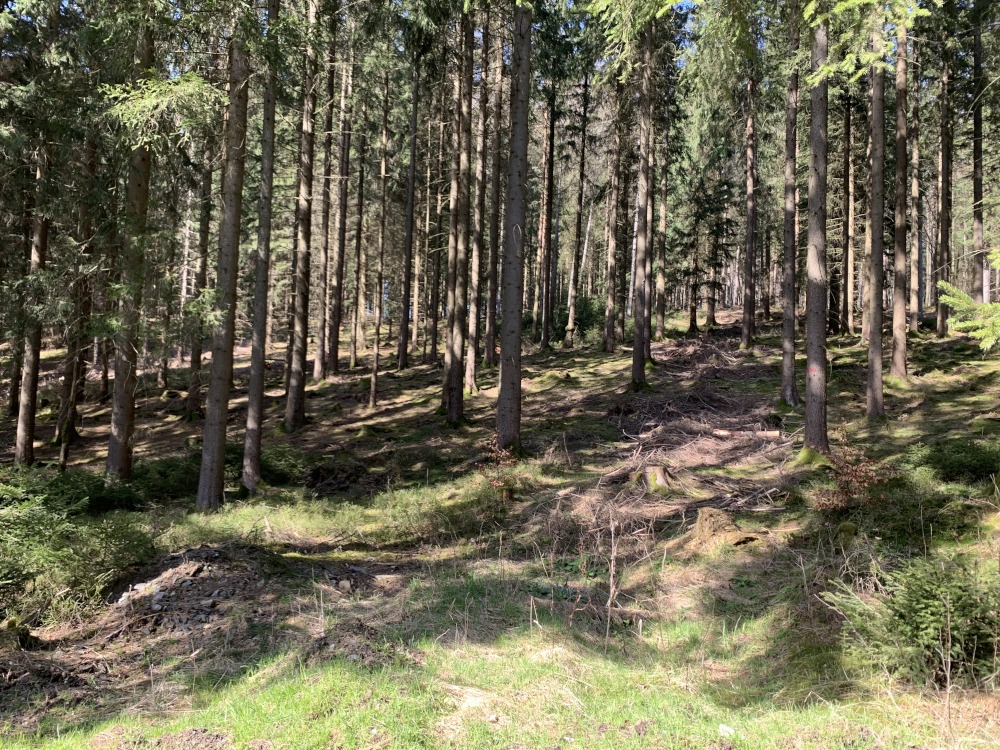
[{"xmin": 3, "ymin": 310, "xmax": 1000, "ymax": 749}]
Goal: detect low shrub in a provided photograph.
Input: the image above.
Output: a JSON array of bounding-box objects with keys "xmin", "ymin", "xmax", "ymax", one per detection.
[{"xmin": 827, "ymin": 553, "xmax": 1000, "ymax": 688}]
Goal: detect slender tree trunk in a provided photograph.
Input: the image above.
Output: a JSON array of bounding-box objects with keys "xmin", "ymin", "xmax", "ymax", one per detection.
[
  {"xmin": 398, "ymin": 63, "xmax": 420, "ymax": 370},
  {"xmin": 707, "ymin": 237, "xmax": 718, "ymax": 327},
  {"xmin": 371, "ymin": 73, "xmax": 389, "ymax": 407},
  {"xmin": 314, "ymin": 32, "xmax": 337, "ymax": 381},
  {"xmin": 107, "ymin": 23, "xmax": 154, "ymax": 479},
  {"xmin": 740, "ymin": 77, "xmax": 758, "ymax": 349},
  {"xmin": 196, "ymin": 31, "xmax": 250, "ymax": 511},
  {"xmin": 350, "ymin": 106, "xmax": 368, "ymax": 370},
  {"xmin": 284, "ymin": 0, "xmax": 319, "ymax": 432},
  {"xmin": 443, "ymin": 61, "xmax": 462, "ymax": 408},
  {"xmin": 781, "ymin": 4, "xmax": 800, "ymax": 406},
  {"xmin": 890, "ymin": 24, "xmax": 908, "ymax": 379},
  {"xmin": 909, "ymin": 35, "xmax": 921, "ymax": 332},
  {"xmin": 688, "ymin": 240, "xmax": 699, "ymax": 334},
  {"xmin": 429, "ymin": 94, "xmax": 446, "ymax": 364},
  {"xmin": 631, "ymin": 30, "xmax": 653, "ymax": 388},
  {"xmin": 484, "ymin": 34, "xmax": 503, "ymax": 368},
  {"xmin": 867, "ymin": 32, "xmax": 886, "ymax": 418},
  {"xmin": 841, "ymin": 92, "xmax": 855, "ymax": 334},
  {"xmin": 805, "ymin": 18, "xmax": 829, "ymax": 453},
  {"xmin": 564, "ymin": 76, "xmax": 589, "ymax": 348},
  {"xmin": 936, "ymin": 32, "xmax": 952, "ymax": 337},
  {"xmin": 14, "ymin": 148, "xmax": 49, "ymax": 466},
  {"xmin": 448, "ymin": 13, "xmax": 473, "ymax": 421},
  {"xmin": 604, "ymin": 95, "xmax": 623, "ymax": 353},
  {"xmin": 498, "ymin": 4, "xmax": 530, "ymax": 451},
  {"xmin": 972, "ymin": 12, "xmax": 984, "ymax": 303},
  {"xmin": 328, "ymin": 54, "xmax": 354, "ymax": 374},
  {"xmin": 466, "ymin": 14, "xmax": 490, "ymax": 391},
  {"xmin": 185, "ymin": 141, "xmax": 213, "ymax": 419},
  {"xmin": 243, "ymin": 0, "xmax": 280, "ymax": 494},
  {"xmin": 538, "ymin": 96, "xmax": 556, "ymax": 349}
]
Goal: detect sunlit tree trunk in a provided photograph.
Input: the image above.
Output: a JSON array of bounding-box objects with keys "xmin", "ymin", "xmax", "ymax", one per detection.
[
  {"xmin": 867, "ymin": 32, "xmax": 885, "ymax": 418},
  {"xmin": 805, "ymin": 18, "xmax": 829, "ymax": 453},
  {"xmin": 781, "ymin": 2, "xmax": 799, "ymax": 406},
  {"xmin": 890, "ymin": 24, "xmax": 908, "ymax": 380},
  {"xmin": 564, "ymin": 75, "xmax": 589, "ymax": 348}
]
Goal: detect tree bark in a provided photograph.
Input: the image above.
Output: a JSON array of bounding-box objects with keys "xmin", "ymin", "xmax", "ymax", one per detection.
[
  {"xmin": 972, "ymin": 10, "xmax": 984, "ymax": 303},
  {"xmin": 284, "ymin": 0, "xmax": 319, "ymax": 432},
  {"xmin": 243, "ymin": 0, "xmax": 280, "ymax": 495},
  {"xmin": 185, "ymin": 141, "xmax": 213, "ymax": 420},
  {"xmin": 909, "ymin": 35, "xmax": 921, "ymax": 332},
  {"xmin": 840, "ymin": 92, "xmax": 855, "ymax": 334},
  {"xmin": 497, "ymin": 4, "xmax": 530, "ymax": 452},
  {"xmin": 349, "ymin": 105, "xmax": 367, "ymax": 370},
  {"xmin": 740, "ymin": 77, "xmax": 758, "ymax": 349},
  {"xmin": 397, "ymin": 63, "xmax": 420, "ymax": 369},
  {"xmin": 781, "ymin": 2, "xmax": 800, "ymax": 406},
  {"xmin": 484, "ymin": 33, "xmax": 504, "ymax": 368},
  {"xmin": 466, "ymin": 14, "xmax": 490, "ymax": 391},
  {"xmin": 936, "ymin": 28, "xmax": 952, "ymax": 338},
  {"xmin": 631, "ymin": 30, "xmax": 653, "ymax": 388},
  {"xmin": 890, "ymin": 24, "xmax": 908, "ymax": 380},
  {"xmin": 805, "ymin": 18, "xmax": 829, "ymax": 453},
  {"xmin": 328, "ymin": 54, "xmax": 354, "ymax": 374},
  {"xmin": 14, "ymin": 147, "xmax": 49, "ymax": 466},
  {"xmin": 107, "ymin": 23, "xmax": 154, "ymax": 479},
  {"xmin": 371, "ymin": 72, "xmax": 389, "ymax": 407},
  {"xmin": 564, "ymin": 75, "xmax": 589, "ymax": 348},
  {"xmin": 197, "ymin": 30, "xmax": 250, "ymax": 511},
  {"xmin": 314, "ymin": 29, "xmax": 338, "ymax": 382},
  {"xmin": 867, "ymin": 32, "xmax": 885, "ymax": 418},
  {"xmin": 604, "ymin": 109, "xmax": 621, "ymax": 353}
]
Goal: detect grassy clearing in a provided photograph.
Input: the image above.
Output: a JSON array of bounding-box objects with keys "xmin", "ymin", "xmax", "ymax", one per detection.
[{"xmin": 3, "ymin": 312, "xmax": 1000, "ymax": 748}]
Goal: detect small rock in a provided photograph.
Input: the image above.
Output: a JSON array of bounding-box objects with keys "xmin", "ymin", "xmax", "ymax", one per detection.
[
  {"xmin": 200, "ymin": 599, "xmax": 216, "ymax": 608},
  {"xmin": 151, "ymin": 604, "xmax": 162, "ymax": 612},
  {"xmin": 211, "ymin": 589, "xmax": 221, "ymax": 598},
  {"xmin": 182, "ymin": 580, "xmax": 193, "ymax": 587},
  {"xmin": 338, "ymin": 579, "xmax": 352, "ymax": 594}
]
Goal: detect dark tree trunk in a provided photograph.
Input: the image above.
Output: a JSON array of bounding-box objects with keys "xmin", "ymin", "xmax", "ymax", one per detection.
[
  {"xmin": 631, "ymin": 30, "xmax": 653, "ymax": 388},
  {"xmin": 371, "ymin": 73, "xmax": 390, "ymax": 407},
  {"xmin": 243, "ymin": 0, "xmax": 280, "ymax": 495},
  {"xmin": 284, "ymin": 0, "xmax": 319, "ymax": 432},
  {"xmin": 740, "ymin": 77, "xmax": 758, "ymax": 349},
  {"xmin": 909, "ymin": 35, "xmax": 921, "ymax": 332},
  {"xmin": 197, "ymin": 30, "xmax": 250, "ymax": 511},
  {"xmin": 841, "ymin": 93, "xmax": 855, "ymax": 334},
  {"xmin": 936, "ymin": 28, "xmax": 952, "ymax": 338},
  {"xmin": 867, "ymin": 32, "xmax": 885, "ymax": 418},
  {"xmin": 313, "ymin": 32, "xmax": 337, "ymax": 382},
  {"xmin": 781, "ymin": 3, "xmax": 800, "ymax": 406},
  {"xmin": 107, "ymin": 23, "xmax": 154, "ymax": 479},
  {"xmin": 466, "ymin": 14, "xmax": 490, "ymax": 391},
  {"xmin": 398, "ymin": 63, "xmax": 420, "ymax": 370},
  {"xmin": 185, "ymin": 141, "xmax": 213, "ymax": 420},
  {"xmin": 498, "ymin": 4, "xmax": 531, "ymax": 451},
  {"xmin": 564, "ymin": 75, "xmax": 589, "ymax": 348},
  {"xmin": 972, "ymin": 11, "xmax": 984, "ymax": 303},
  {"xmin": 328, "ymin": 55, "xmax": 354, "ymax": 374},
  {"xmin": 484, "ymin": 32, "xmax": 503, "ymax": 368}
]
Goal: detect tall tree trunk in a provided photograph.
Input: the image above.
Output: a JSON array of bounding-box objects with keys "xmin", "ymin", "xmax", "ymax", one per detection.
[
  {"xmin": 371, "ymin": 73, "xmax": 389, "ymax": 407},
  {"xmin": 107, "ymin": 23, "xmax": 154, "ymax": 479},
  {"xmin": 972, "ymin": 11, "xmax": 984, "ymax": 303},
  {"xmin": 443, "ymin": 59, "xmax": 463, "ymax": 409},
  {"xmin": 805, "ymin": 18, "xmax": 829, "ymax": 453},
  {"xmin": 185, "ymin": 141, "xmax": 213, "ymax": 419},
  {"xmin": 449, "ymin": 13, "xmax": 474, "ymax": 421},
  {"xmin": 890, "ymin": 24, "xmax": 908, "ymax": 379},
  {"xmin": 631, "ymin": 30, "xmax": 652, "ymax": 388},
  {"xmin": 284, "ymin": 0, "xmax": 319, "ymax": 432},
  {"xmin": 564, "ymin": 76, "xmax": 589, "ymax": 348},
  {"xmin": 397, "ymin": 63, "xmax": 420, "ymax": 370},
  {"xmin": 14, "ymin": 148, "xmax": 49, "ymax": 466},
  {"xmin": 350, "ymin": 105, "xmax": 367, "ymax": 370},
  {"xmin": 498, "ymin": 4, "xmax": 530, "ymax": 452},
  {"xmin": 656, "ymin": 101, "xmax": 673, "ymax": 341},
  {"xmin": 840, "ymin": 92, "xmax": 855, "ymax": 334},
  {"xmin": 328, "ymin": 54, "xmax": 354, "ymax": 374},
  {"xmin": 243, "ymin": 0, "xmax": 280, "ymax": 494},
  {"xmin": 604, "ymin": 107, "xmax": 621, "ymax": 353},
  {"xmin": 314, "ymin": 32, "xmax": 337, "ymax": 381},
  {"xmin": 429, "ymin": 93, "xmax": 447, "ymax": 363},
  {"xmin": 484, "ymin": 33, "xmax": 503, "ymax": 368},
  {"xmin": 936, "ymin": 30, "xmax": 952, "ymax": 337},
  {"xmin": 707, "ymin": 236, "xmax": 719, "ymax": 327},
  {"xmin": 688, "ymin": 238, "xmax": 699, "ymax": 334},
  {"xmin": 781, "ymin": 2, "xmax": 800, "ymax": 406},
  {"xmin": 867, "ymin": 31, "xmax": 885, "ymax": 418},
  {"xmin": 909, "ymin": 35, "xmax": 921, "ymax": 332},
  {"xmin": 740, "ymin": 77, "xmax": 758, "ymax": 349},
  {"xmin": 466, "ymin": 14, "xmax": 490, "ymax": 391},
  {"xmin": 197, "ymin": 31, "xmax": 250, "ymax": 511}
]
